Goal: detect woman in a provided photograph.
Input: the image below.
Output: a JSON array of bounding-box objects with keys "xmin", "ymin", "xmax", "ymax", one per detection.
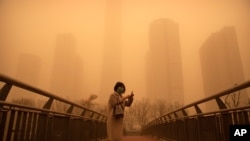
[{"xmin": 107, "ymin": 82, "xmax": 134, "ymax": 141}]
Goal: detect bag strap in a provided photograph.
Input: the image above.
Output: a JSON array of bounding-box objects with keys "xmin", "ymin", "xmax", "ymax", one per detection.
[{"xmin": 112, "ymin": 93, "xmax": 122, "ymax": 105}]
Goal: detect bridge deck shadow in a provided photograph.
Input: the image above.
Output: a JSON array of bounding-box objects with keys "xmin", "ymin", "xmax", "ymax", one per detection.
[
  {"xmin": 102, "ymin": 136, "xmax": 160, "ymax": 141},
  {"xmin": 122, "ymin": 136, "xmax": 160, "ymax": 141}
]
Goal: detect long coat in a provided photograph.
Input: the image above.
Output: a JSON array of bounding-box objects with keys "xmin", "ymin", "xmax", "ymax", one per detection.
[{"xmin": 107, "ymin": 92, "xmax": 133, "ymax": 141}]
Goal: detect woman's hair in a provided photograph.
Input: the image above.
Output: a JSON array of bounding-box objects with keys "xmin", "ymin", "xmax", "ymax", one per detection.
[{"xmin": 114, "ymin": 81, "xmax": 126, "ymax": 92}]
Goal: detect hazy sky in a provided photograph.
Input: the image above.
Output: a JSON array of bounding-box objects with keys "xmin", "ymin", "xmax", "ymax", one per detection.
[{"xmin": 0, "ymin": 0, "xmax": 249, "ymax": 105}]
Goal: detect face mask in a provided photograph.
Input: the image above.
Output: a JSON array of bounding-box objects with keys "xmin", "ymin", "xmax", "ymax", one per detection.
[{"xmin": 117, "ymin": 87, "xmax": 124, "ymax": 94}]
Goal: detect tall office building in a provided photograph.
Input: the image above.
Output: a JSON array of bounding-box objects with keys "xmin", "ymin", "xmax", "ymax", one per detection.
[
  {"xmin": 51, "ymin": 34, "xmax": 83, "ymax": 98},
  {"xmin": 200, "ymin": 26, "xmax": 247, "ymax": 111},
  {"xmin": 9, "ymin": 54, "xmax": 41, "ymax": 102},
  {"xmin": 16, "ymin": 54, "xmax": 41, "ymax": 86},
  {"xmin": 100, "ymin": 0, "xmax": 122, "ymax": 101},
  {"xmin": 146, "ymin": 19, "xmax": 184, "ymax": 104}
]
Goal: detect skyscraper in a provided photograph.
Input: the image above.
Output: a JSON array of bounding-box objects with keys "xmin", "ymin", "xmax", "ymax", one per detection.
[
  {"xmin": 51, "ymin": 34, "xmax": 78, "ymax": 98},
  {"xmin": 200, "ymin": 26, "xmax": 247, "ymax": 111},
  {"xmin": 10, "ymin": 54, "xmax": 41, "ymax": 101},
  {"xmin": 100, "ymin": 0, "xmax": 122, "ymax": 101},
  {"xmin": 146, "ymin": 18, "xmax": 184, "ymax": 104}
]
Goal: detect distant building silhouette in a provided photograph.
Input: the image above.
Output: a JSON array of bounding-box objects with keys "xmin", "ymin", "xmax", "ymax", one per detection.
[
  {"xmin": 51, "ymin": 34, "xmax": 84, "ymax": 99},
  {"xmin": 200, "ymin": 26, "xmax": 247, "ymax": 111},
  {"xmin": 16, "ymin": 54, "xmax": 41, "ymax": 85},
  {"xmin": 146, "ymin": 19, "xmax": 184, "ymax": 104},
  {"xmin": 100, "ymin": 0, "xmax": 122, "ymax": 101},
  {"xmin": 11, "ymin": 54, "xmax": 41, "ymax": 100},
  {"xmin": 73, "ymin": 56, "xmax": 86, "ymax": 100}
]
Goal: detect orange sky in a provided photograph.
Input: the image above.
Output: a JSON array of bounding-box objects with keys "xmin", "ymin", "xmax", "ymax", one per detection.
[{"xmin": 0, "ymin": 0, "xmax": 249, "ymax": 105}]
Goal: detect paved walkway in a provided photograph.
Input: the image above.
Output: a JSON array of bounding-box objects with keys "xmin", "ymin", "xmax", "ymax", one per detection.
[
  {"xmin": 122, "ymin": 136, "xmax": 159, "ymax": 141},
  {"xmin": 102, "ymin": 136, "xmax": 160, "ymax": 141}
]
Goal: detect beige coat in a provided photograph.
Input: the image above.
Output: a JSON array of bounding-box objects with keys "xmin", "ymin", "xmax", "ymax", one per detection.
[{"xmin": 107, "ymin": 92, "xmax": 133, "ymax": 141}]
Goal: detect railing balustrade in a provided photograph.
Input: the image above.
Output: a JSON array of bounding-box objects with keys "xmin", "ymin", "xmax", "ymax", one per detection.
[
  {"xmin": 0, "ymin": 74, "xmax": 107, "ymax": 141},
  {"xmin": 142, "ymin": 80, "xmax": 250, "ymax": 141}
]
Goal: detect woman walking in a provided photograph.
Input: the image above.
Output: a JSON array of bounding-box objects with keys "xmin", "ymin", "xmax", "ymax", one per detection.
[{"xmin": 106, "ymin": 82, "xmax": 134, "ymax": 141}]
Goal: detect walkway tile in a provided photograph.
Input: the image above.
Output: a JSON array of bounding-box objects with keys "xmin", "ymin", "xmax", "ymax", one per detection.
[{"xmin": 122, "ymin": 136, "xmax": 159, "ymax": 141}]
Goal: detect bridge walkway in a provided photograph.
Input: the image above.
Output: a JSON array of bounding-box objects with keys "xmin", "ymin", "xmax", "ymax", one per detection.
[{"xmin": 102, "ymin": 136, "xmax": 160, "ymax": 141}]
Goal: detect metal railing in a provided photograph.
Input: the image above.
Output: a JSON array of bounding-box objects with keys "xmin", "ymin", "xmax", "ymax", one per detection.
[
  {"xmin": 142, "ymin": 80, "xmax": 250, "ymax": 141},
  {"xmin": 0, "ymin": 74, "xmax": 107, "ymax": 141}
]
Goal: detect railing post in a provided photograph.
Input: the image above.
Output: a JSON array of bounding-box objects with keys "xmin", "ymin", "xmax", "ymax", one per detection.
[
  {"xmin": 43, "ymin": 98, "xmax": 54, "ymax": 110},
  {"xmin": 67, "ymin": 105, "xmax": 74, "ymax": 114},
  {"xmin": 90, "ymin": 112, "xmax": 95, "ymax": 119},
  {"xmin": 174, "ymin": 112, "xmax": 178, "ymax": 118},
  {"xmin": 182, "ymin": 109, "xmax": 188, "ymax": 116},
  {"xmin": 168, "ymin": 114, "xmax": 171, "ymax": 120},
  {"xmin": 215, "ymin": 97, "xmax": 227, "ymax": 110},
  {"xmin": 0, "ymin": 83, "xmax": 12, "ymax": 101},
  {"xmin": 194, "ymin": 105, "xmax": 202, "ymax": 114},
  {"xmin": 81, "ymin": 109, "xmax": 86, "ymax": 117}
]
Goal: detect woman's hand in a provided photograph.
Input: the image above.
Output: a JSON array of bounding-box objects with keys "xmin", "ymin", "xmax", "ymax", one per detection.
[
  {"xmin": 130, "ymin": 91, "xmax": 134, "ymax": 98},
  {"xmin": 122, "ymin": 95, "xmax": 130, "ymax": 101},
  {"xmin": 122, "ymin": 91, "xmax": 134, "ymax": 102}
]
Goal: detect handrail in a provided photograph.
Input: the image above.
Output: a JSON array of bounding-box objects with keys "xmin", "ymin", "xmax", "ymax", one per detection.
[
  {"xmin": 0, "ymin": 74, "xmax": 106, "ymax": 121},
  {"xmin": 0, "ymin": 100, "xmax": 105, "ymax": 121},
  {"xmin": 144, "ymin": 79, "xmax": 250, "ymax": 128},
  {"xmin": 0, "ymin": 74, "xmax": 107, "ymax": 141},
  {"xmin": 182, "ymin": 80, "xmax": 250, "ymax": 110},
  {"xmin": 142, "ymin": 80, "xmax": 250, "ymax": 141}
]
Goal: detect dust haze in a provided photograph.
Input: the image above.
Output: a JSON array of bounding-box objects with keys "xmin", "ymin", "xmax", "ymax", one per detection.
[{"xmin": 0, "ymin": 0, "xmax": 249, "ymax": 105}]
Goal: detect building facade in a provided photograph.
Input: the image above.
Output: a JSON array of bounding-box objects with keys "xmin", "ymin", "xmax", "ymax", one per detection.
[
  {"xmin": 146, "ymin": 18, "xmax": 184, "ymax": 105},
  {"xmin": 200, "ymin": 26, "xmax": 248, "ymax": 111}
]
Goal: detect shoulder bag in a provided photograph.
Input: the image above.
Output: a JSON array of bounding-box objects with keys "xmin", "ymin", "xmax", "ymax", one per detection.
[{"xmin": 113, "ymin": 99, "xmax": 124, "ymax": 118}]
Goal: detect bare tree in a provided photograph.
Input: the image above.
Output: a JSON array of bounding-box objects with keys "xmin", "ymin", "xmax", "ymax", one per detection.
[
  {"xmin": 124, "ymin": 98, "xmax": 184, "ymax": 131},
  {"xmin": 94, "ymin": 104, "xmax": 107, "ymax": 115},
  {"xmin": 150, "ymin": 99, "xmax": 169, "ymax": 119},
  {"xmin": 51, "ymin": 100, "xmax": 69, "ymax": 113},
  {"xmin": 150, "ymin": 100, "xmax": 184, "ymax": 119},
  {"xmin": 133, "ymin": 99, "xmax": 151, "ymax": 128},
  {"xmin": 79, "ymin": 94, "xmax": 98, "ymax": 108},
  {"xmin": 12, "ymin": 97, "xmax": 35, "ymax": 107},
  {"xmin": 124, "ymin": 105, "xmax": 137, "ymax": 131},
  {"xmin": 225, "ymin": 83, "xmax": 241, "ymax": 108}
]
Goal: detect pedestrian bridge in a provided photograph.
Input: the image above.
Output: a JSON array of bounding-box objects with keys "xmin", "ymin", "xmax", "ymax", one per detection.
[{"xmin": 1, "ymin": 74, "xmax": 250, "ymax": 141}]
